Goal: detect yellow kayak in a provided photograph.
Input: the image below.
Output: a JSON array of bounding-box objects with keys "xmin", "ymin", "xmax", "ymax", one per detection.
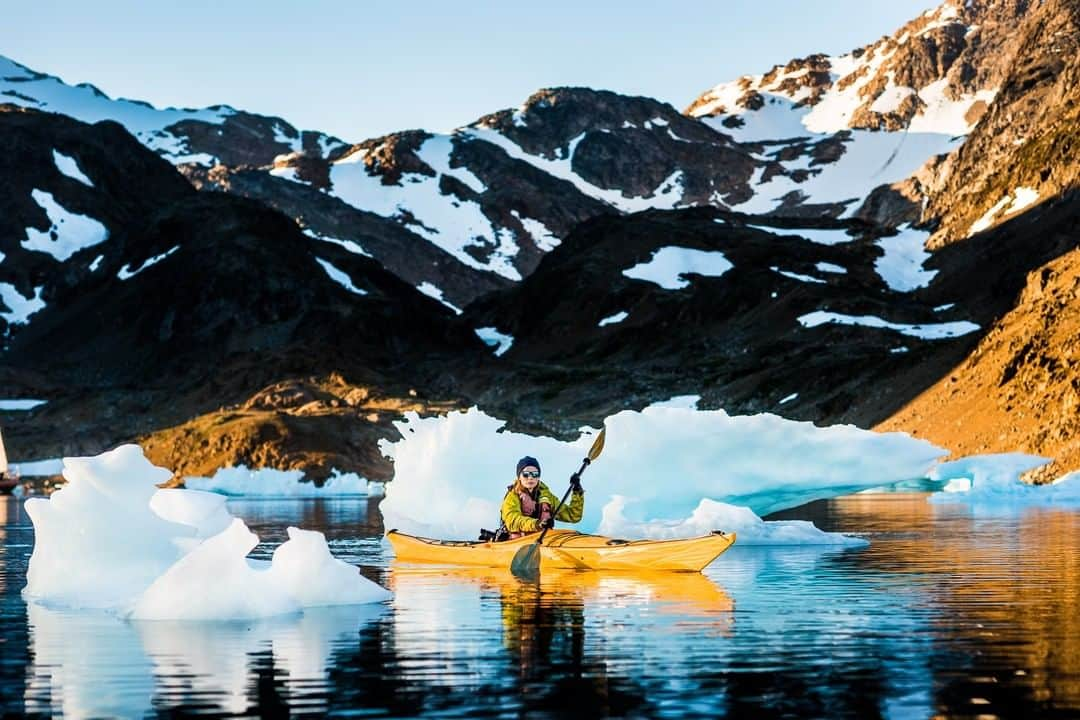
[{"xmin": 386, "ymin": 528, "xmax": 736, "ymax": 572}]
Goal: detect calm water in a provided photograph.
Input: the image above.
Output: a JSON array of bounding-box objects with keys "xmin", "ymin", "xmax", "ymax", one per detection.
[{"xmin": 3, "ymin": 493, "xmax": 1080, "ymax": 718}]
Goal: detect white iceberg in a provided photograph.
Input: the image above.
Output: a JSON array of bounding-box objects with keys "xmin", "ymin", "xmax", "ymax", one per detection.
[
  {"xmin": 22, "ymin": 444, "xmax": 390, "ymax": 617},
  {"xmin": 598, "ymin": 496, "xmax": 867, "ymax": 546},
  {"xmin": 927, "ymin": 453, "xmax": 1080, "ymax": 509},
  {"xmin": 184, "ymin": 465, "xmax": 375, "ymax": 497},
  {"xmin": 378, "ymin": 405, "xmax": 945, "ymax": 543}
]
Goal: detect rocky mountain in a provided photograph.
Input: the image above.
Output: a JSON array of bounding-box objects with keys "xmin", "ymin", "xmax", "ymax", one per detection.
[
  {"xmin": 685, "ymin": 0, "xmax": 1032, "ymax": 223},
  {"xmin": 5, "ymin": 0, "xmax": 1080, "ymax": 483},
  {"xmin": 462, "ymin": 184, "xmax": 1080, "ymax": 438},
  {"xmin": 191, "ymin": 89, "xmax": 761, "ymax": 308},
  {"xmin": 0, "ymin": 105, "xmax": 488, "ymax": 479},
  {"xmin": 878, "ymin": 188, "xmax": 1080, "ymax": 481},
  {"xmin": 918, "ymin": 0, "xmax": 1080, "ymax": 246},
  {"xmin": 4, "ymin": 0, "xmax": 1022, "ymax": 310}
]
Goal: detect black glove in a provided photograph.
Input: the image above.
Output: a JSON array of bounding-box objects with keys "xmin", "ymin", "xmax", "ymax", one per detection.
[
  {"xmin": 569, "ymin": 473, "xmax": 584, "ymax": 494},
  {"xmin": 539, "ymin": 517, "xmax": 554, "ymax": 530}
]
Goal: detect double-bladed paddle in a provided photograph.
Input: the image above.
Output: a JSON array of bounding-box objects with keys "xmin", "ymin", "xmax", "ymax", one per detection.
[{"xmin": 510, "ymin": 427, "xmax": 606, "ymax": 581}]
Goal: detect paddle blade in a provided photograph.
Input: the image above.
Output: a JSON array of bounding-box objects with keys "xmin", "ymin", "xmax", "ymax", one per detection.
[
  {"xmin": 510, "ymin": 542, "xmax": 541, "ymax": 581},
  {"xmin": 587, "ymin": 427, "xmax": 606, "ymax": 463}
]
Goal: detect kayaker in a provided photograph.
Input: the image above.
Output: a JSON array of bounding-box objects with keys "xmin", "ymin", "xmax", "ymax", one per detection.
[{"xmin": 499, "ymin": 455, "xmax": 584, "ymax": 539}]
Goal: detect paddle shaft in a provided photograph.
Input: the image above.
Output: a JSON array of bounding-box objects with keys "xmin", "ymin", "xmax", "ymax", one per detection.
[{"xmin": 534, "ymin": 457, "xmax": 589, "ymax": 545}]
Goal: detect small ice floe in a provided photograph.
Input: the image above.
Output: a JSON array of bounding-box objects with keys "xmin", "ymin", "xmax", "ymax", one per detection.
[
  {"xmin": 185, "ymin": 466, "xmax": 374, "ymax": 497},
  {"xmin": 21, "ymin": 445, "xmax": 390, "ymax": 617},
  {"xmin": 9, "ymin": 458, "xmax": 64, "ymax": 476},
  {"xmin": 598, "ymin": 496, "xmax": 867, "ymax": 546},
  {"xmin": 928, "ymin": 454, "xmax": 1080, "ymax": 510}
]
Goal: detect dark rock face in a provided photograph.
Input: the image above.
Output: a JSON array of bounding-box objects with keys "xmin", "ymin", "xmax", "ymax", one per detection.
[
  {"xmin": 0, "ymin": 106, "xmax": 194, "ymax": 333},
  {"xmin": 0, "ymin": 107, "xmax": 489, "ymax": 477},
  {"xmin": 463, "ymin": 181, "xmax": 1080, "ymax": 439},
  {"xmin": 5, "ymin": 193, "xmax": 478, "ymax": 385},
  {"xmin": 461, "ymin": 209, "xmax": 972, "ymax": 434},
  {"xmin": 235, "ymin": 87, "xmax": 760, "ymax": 305},
  {"xmin": 474, "ymin": 87, "xmax": 756, "ymax": 206},
  {"xmin": 9, "ymin": 0, "xmax": 1080, "ymax": 483},
  {"xmin": 879, "ymin": 188, "xmax": 1080, "ymax": 479},
  {"xmin": 346, "ymin": 130, "xmax": 434, "ymax": 185},
  {"xmin": 166, "ymin": 110, "xmax": 347, "ymax": 169},
  {"xmin": 181, "ymin": 163, "xmax": 512, "ymax": 308}
]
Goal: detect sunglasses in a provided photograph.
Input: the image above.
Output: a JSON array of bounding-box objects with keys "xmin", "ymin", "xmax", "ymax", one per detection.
[{"xmin": 519, "ymin": 471, "xmax": 541, "ymax": 479}]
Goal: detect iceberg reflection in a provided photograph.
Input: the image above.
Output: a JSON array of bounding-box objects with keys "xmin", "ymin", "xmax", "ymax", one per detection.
[{"xmin": 24, "ymin": 602, "xmax": 386, "ymax": 717}]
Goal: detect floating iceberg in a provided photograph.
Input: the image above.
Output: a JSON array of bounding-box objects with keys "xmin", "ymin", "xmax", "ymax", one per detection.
[
  {"xmin": 379, "ymin": 406, "xmax": 945, "ymax": 542},
  {"xmin": 598, "ymin": 496, "xmax": 867, "ymax": 546},
  {"xmin": 927, "ymin": 453, "xmax": 1080, "ymax": 509},
  {"xmin": 184, "ymin": 465, "xmax": 377, "ymax": 497},
  {"xmin": 23, "ymin": 445, "xmax": 390, "ymax": 617}
]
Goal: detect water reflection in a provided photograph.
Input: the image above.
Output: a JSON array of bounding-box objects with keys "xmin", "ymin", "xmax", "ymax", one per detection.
[
  {"xmin": 795, "ymin": 494, "xmax": 1080, "ymax": 717},
  {"xmin": 384, "ymin": 565, "xmax": 735, "ymax": 716},
  {"xmin": 24, "ymin": 602, "xmax": 387, "ymax": 717},
  {"xmin": 8, "ymin": 495, "xmax": 1080, "ymax": 717}
]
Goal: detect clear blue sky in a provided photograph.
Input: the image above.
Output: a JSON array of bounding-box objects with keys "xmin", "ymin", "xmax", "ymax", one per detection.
[{"xmin": 3, "ymin": 1, "xmax": 934, "ymax": 142}]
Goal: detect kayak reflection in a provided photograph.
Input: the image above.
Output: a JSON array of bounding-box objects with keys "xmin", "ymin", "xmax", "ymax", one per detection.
[{"xmin": 390, "ymin": 564, "xmax": 734, "ymax": 680}]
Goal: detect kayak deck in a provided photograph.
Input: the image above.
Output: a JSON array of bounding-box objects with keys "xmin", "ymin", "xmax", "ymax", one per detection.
[{"xmin": 386, "ymin": 528, "xmax": 735, "ymax": 572}]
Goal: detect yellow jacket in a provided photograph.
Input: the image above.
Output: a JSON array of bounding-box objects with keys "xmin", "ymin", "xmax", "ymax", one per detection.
[{"xmin": 500, "ymin": 481, "xmax": 584, "ymax": 534}]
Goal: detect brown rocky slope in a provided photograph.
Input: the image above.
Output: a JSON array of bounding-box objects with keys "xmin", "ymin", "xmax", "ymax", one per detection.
[
  {"xmin": 922, "ymin": 0, "xmax": 1080, "ymax": 246},
  {"xmin": 877, "ymin": 242, "xmax": 1080, "ymax": 482}
]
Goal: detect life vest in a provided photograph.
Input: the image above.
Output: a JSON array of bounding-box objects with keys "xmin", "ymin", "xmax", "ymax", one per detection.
[{"xmin": 504, "ymin": 484, "xmax": 552, "ymax": 539}]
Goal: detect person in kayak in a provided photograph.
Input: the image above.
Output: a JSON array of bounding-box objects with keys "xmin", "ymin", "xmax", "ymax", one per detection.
[{"xmin": 500, "ymin": 455, "xmax": 584, "ymax": 539}]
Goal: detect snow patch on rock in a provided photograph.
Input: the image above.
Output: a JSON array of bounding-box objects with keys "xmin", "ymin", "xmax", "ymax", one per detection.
[{"xmin": 22, "ymin": 189, "xmax": 108, "ymax": 261}]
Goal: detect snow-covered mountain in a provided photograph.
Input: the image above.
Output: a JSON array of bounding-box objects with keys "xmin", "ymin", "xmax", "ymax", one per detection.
[
  {"xmin": 0, "ymin": 2, "xmax": 1027, "ymax": 308},
  {"xmin": 6, "ymin": 0, "xmax": 1080, "ymax": 479},
  {"xmin": 0, "ymin": 106, "xmax": 488, "ymax": 476},
  {"xmin": 196, "ymin": 88, "xmax": 761, "ymax": 307},
  {"xmin": 0, "ymin": 55, "xmax": 347, "ymax": 166},
  {"xmin": 685, "ymin": 0, "xmax": 1030, "ymax": 222},
  {"xmin": 3, "ymin": 0, "xmax": 1023, "ymax": 309},
  {"xmin": 918, "ymin": 0, "xmax": 1080, "ymax": 245}
]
